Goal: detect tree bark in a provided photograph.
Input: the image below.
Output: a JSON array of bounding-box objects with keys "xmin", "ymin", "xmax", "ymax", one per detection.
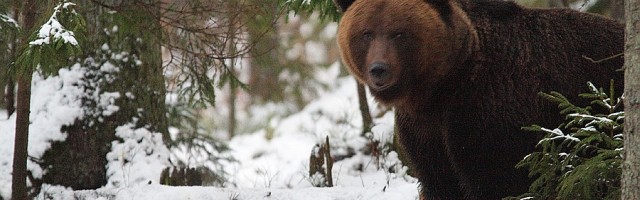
[
  {"xmin": 229, "ymin": 84, "xmax": 237, "ymax": 138},
  {"xmin": 356, "ymin": 81, "xmax": 373, "ymax": 136},
  {"xmin": 226, "ymin": 0, "xmax": 240, "ymax": 139},
  {"xmin": 12, "ymin": 75, "xmax": 31, "ymax": 200},
  {"xmin": 623, "ymin": 0, "xmax": 640, "ymax": 198},
  {"xmin": 12, "ymin": 0, "xmax": 37, "ymax": 199},
  {"xmin": 247, "ymin": 0, "xmax": 283, "ymax": 104},
  {"xmin": 5, "ymin": 79, "xmax": 14, "ymax": 118},
  {"xmin": 612, "ymin": 0, "xmax": 625, "ymax": 22},
  {"xmin": 40, "ymin": 0, "xmax": 168, "ymax": 190},
  {"xmin": 2, "ymin": 1, "xmax": 19, "ymax": 118}
]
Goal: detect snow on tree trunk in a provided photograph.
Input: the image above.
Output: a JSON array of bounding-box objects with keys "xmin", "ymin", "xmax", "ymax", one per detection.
[
  {"xmin": 40, "ymin": 0, "xmax": 169, "ymax": 190},
  {"xmin": 106, "ymin": 123, "xmax": 170, "ymax": 187}
]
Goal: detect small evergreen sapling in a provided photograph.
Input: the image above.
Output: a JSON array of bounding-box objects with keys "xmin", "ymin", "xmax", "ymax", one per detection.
[{"xmin": 513, "ymin": 81, "xmax": 623, "ymax": 200}]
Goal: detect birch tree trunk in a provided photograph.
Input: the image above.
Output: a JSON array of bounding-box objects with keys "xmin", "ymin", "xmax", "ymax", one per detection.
[{"xmin": 623, "ymin": 0, "xmax": 640, "ymax": 198}]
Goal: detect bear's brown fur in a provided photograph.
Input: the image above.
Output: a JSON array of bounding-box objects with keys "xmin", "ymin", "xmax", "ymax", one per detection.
[{"xmin": 334, "ymin": 0, "xmax": 623, "ymax": 199}]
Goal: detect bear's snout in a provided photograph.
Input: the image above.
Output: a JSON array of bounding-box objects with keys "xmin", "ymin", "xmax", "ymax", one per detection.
[{"xmin": 369, "ymin": 62, "xmax": 392, "ymax": 88}]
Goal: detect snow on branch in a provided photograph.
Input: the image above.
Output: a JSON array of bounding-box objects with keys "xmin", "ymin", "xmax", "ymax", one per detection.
[
  {"xmin": 16, "ymin": 1, "xmax": 86, "ymax": 77},
  {"xmin": 0, "ymin": 14, "xmax": 19, "ymax": 30},
  {"xmin": 29, "ymin": 2, "xmax": 79, "ymax": 46}
]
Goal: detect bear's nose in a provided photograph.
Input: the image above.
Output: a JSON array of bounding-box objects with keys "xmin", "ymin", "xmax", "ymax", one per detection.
[{"xmin": 369, "ymin": 62, "xmax": 389, "ymax": 82}]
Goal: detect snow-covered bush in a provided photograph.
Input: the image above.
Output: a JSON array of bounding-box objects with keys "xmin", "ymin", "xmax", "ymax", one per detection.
[
  {"xmin": 512, "ymin": 81, "xmax": 623, "ymax": 200},
  {"xmin": 106, "ymin": 123, "xmax": 170, "ymax": 188}
]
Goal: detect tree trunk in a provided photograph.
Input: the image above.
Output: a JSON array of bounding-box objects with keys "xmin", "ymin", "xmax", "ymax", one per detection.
[
  {"xmin": 226, "ymin": 1, "xmax": 239, "ymax": 139},
  {"xmin": 623, "ymin": 0, "xmax": 640, "ymax": 198},
  {"xmin": 612, "ymin": 0, "xmax": 625, "ymax": 22},
  {"xmin": 229, "ymin": 84, "xmax": 237, "ymax": 138},
  {"xmin": 12, "ymin": 0, "xmax": 37, "ymax": 199},
  {"xmin": 128, "ymin": 0, "xmax": 169, "ymax": 138},
  {"xmin": 12, "ymin": 75, "xmax": 31, "ymax": 200},
  {"xmin": 40, "ymin": 0, "xmax": 168, "ymax": 189},
  {"xmin": 5, "ymin": 80, "xmax": 14, "ymax": 118},
  {"xmin": 247, "ymin": 0, "xmax": 282, "ymax": 104},
  {"xmin": 356, "ymin": 81, "xmax": 372, "ymax": 136},
  {"xmin": 2, "ymin": 2, "xmax": 19, "ymax": 118}
]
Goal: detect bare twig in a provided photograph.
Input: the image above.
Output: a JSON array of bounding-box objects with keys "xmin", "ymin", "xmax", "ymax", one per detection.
[{"xmin": 582, "ymin": 52, "xmax": 624, "ymax": 63}]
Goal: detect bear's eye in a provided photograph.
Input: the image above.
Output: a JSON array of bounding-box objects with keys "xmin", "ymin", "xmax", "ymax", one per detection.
[
  {"xmin": 363, "ymin": 31, "xmax": 373, "ymax": 40},
  {"xmin": 393, "ymin": 32, "xmax": 405, "ymax": 39}
]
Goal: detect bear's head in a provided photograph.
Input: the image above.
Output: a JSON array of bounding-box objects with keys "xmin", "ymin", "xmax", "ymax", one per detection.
[{"xmin": 335, "ymin": 0, "xmax": 478, "ymax": 109}]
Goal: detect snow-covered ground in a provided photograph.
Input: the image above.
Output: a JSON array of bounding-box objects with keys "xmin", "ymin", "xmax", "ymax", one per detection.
[
  {"xmin": 0, "ymin": 67, "xmax": 419, "ymax": 200},
  {"xmin": 38, "ymin": 182, "xmax": 417, "ymax": 200}
]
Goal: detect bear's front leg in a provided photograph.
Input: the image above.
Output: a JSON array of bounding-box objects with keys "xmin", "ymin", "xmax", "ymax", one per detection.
[{"xmin": 396, "ymin": 112, "xmax": 464, "ymax": 199}]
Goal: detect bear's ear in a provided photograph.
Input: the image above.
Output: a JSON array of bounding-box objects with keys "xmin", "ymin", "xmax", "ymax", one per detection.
[
  {"xmin": 424, "ymin": 0, "xmax": 452, "ymax": 13},
  {"xmin": 333, "ymin": 0, "xmax": 355, "ymax": 12},
  {"xmin": 425, "ymin": 0, "xmax": 450, "ymax": 6},
  {"xmin": 424, "ymin": 0, "xmax": 453, "ymax": 24}
]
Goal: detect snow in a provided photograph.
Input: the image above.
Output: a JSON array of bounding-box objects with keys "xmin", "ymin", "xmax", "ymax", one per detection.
[
  {"xmin": 299, "ymin": 22, "xmax": 314, "ymax": 39},
  {"xmin": 225, "ymin": 76, "xmax": 414, "ymax": 194},
  {"xmin": 99, "ymin": 92, "xmax": 120, "ymax": 116},
  {"xmin": 29, "ymin": 3, "xmax": 78, "ymax": 46},
  {"xmin": 305, "ymin": 41, "xmax": 327, "ymax": 65},
  {"xmin": 39, "ymin": 183, "xmax": 416, "ymax": 200},
  {"xmin": 537, "ymin": 128, "xmax": 580, "ymax": 145},
  {"xmin": 0, "ymin": 112, "xmax": 16, "ymax": 199},
  {"xmin": 285, "ymin": 43, "xmax": 304, "ymax": 60},
  {"xmin": 106, "ymin": 124, "xmax": 170, "ymax": 188},
  {"xmin": 0, "ymin": 14, "xmax": 19, "ymax": 29},
  {"xmin": 0, "ymin": 70, "xmax": 419, "ymax": 199},
  {"xmin": 0, "ymin": 65, "xmax": 87, "ymax": 199},
  {"xmin": 568, "ymin": 113, "xmax": 614, "ymax": 124},
  {"xmin": 320, "ymin": 23, "xmax": 338, "ymax": 41}
]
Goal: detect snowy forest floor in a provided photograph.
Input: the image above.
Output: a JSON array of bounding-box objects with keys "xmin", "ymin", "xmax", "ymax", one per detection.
[{"xmin": 0, "ymin": 67, "xmax": 420, "ymax": 200}]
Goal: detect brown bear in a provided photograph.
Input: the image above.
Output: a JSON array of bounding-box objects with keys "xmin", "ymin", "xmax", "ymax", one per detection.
[{"xmin": 333, "ymin": 0, "xmax": 623, "ymax": 199}]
